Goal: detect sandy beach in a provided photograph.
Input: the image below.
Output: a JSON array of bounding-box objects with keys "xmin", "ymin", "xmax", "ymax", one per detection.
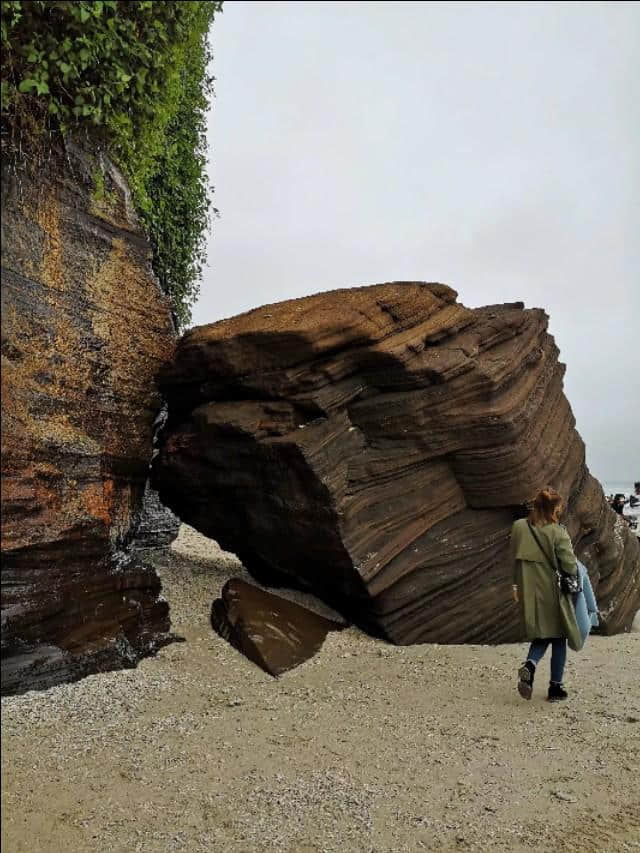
[{"xmin": 2, "ymin": 525, "xmax": 639, "ymax": 853}]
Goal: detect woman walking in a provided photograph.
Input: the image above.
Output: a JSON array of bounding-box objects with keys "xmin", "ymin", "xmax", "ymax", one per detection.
[{"xmin": 510, "ymin": 487, "xmax": 581, "ymax": 701}]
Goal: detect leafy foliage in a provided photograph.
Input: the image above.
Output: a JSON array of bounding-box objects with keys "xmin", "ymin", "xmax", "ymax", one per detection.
[{"xmin": 1, "ymin": 0, "xmax": 221, "ymax": 327}]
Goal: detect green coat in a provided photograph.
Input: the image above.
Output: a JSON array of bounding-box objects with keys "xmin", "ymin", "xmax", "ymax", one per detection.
[{"xmin": 510, "ymin": 519, "xmax": 582, "ymax": 651}]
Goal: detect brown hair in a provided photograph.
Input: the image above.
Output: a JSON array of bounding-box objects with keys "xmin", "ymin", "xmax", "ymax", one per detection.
[{"xmin": 529, "ymin": 487, "xmax": 563, "ymax": 526}]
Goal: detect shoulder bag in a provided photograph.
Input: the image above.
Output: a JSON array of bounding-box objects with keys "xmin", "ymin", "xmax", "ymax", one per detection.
[{"xmin": 527, "ymin": 521, "xmax": 581, "ymax": 595}]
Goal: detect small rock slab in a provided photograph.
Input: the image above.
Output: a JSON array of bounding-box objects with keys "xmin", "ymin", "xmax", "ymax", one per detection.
[
  {"xmin": 211, "ymin": 578, "xmax": 345, "ymax": 676},
  {"xmin": 552, "ymin": 790, "xmax": 577, "ymax": 803}
]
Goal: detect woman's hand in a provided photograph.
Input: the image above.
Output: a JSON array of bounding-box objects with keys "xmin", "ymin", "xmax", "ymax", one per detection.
[{"xmin": 512, "ymin": 585, "xmax": 519, "ymax": 604}]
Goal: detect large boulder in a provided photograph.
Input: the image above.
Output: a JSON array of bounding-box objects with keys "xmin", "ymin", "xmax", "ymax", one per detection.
[
  {"xmin": 1, "ymin": 143, "xmax": 176, "ymax": 695},
  {"xmin": 154, "ymin": 283, "xmax": 640, "ymax": 644}
]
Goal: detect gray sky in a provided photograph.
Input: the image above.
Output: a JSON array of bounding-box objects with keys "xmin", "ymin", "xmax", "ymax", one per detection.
[{"xmin": 196, "ymin": 1, "xmax": 639, "ymax": 484}]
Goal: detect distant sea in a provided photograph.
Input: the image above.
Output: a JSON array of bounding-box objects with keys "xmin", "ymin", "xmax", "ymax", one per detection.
[{"xmin": 601, "ymin": 480, "xmax": 637, "ymax": 497}]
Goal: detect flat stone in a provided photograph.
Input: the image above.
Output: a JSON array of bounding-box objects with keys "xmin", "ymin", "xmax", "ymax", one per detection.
[
  {"xmin": 211, "ymin": 579, "xmax": 345, "ymax": 676},
  {"xmin": 552, "ymin": 791, "xmax": 577, "ymax": 803}
]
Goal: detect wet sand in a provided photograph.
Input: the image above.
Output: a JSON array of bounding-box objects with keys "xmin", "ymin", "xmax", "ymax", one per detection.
[{"xmin": 2, "ymin": 526, "xmax": 639, "ymax": 852}]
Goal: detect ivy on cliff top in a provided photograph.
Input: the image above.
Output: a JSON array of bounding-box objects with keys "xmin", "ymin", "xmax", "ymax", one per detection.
[{"xmin": 1, "ymin": 0, "xmax": 221, "ymax": 328}]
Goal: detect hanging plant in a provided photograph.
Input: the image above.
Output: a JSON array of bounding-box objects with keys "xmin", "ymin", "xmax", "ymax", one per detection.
[{"xmin": 1, "ymin": 0, "xmax": 221, "ymax": 328}]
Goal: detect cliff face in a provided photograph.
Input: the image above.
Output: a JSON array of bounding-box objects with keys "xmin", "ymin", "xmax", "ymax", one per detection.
[
  {"xmin": 154, "ymin": 283, "xmax": 640, "ymax": 644},
  {"xmin": 1, "ymin": 143, "xmax": 177, "ymax": 695}
]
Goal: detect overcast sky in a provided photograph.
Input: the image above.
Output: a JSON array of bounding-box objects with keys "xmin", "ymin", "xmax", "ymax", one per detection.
[{"xmin": 196, "ymin": 1, "xmax": 639, "ymax": 484}]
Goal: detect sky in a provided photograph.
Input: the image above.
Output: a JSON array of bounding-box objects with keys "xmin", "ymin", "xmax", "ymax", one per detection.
[{"xmin": 195, "ymin": 1, "xmax": 639, "ymax": 484}]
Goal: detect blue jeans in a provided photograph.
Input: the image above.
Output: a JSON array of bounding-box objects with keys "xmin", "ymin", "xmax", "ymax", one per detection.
[{"xmin": 527, "ymin": 638, "xmax": 567, "ymax": 683}]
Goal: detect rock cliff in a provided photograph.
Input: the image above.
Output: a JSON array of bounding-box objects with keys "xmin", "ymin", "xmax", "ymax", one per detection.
[
  {"xmin": 1, "ymin": 143, "xmax": 176, "ymax": 695},
  {"xmin": 154, "ymin": 283, "xmax": 640, "ymax": 644}
]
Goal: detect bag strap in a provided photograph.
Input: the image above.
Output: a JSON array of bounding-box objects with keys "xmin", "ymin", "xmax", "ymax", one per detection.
[{"xmin": 527, "ymin": 520, "xmax": 559, "ymax": 573}]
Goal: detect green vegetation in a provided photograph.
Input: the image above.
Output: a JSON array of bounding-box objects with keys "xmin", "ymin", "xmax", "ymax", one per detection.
[{"xmin": 1, "ymin": 0, "xmax": 221, "ymax": 327}]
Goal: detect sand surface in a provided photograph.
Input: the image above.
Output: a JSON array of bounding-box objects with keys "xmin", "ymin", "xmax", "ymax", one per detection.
[{"xmin": 2, "ymin": 525, "xmax": 639, "ymax": 853}]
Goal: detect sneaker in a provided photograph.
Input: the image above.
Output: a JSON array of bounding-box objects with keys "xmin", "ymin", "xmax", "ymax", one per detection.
[
  {"xmin": 517, "ymin": 660, "xmax": 535, "ymax": 700},
  {"xmin": 547, "ymin": 681, "xmax": 568, "ymax": 701}
]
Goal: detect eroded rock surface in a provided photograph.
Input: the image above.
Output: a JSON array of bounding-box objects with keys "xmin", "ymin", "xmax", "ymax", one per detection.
[
  {"xmin": 1, "ymin": 144, "xmax": 176, "ymax": 695},
  {"xmin": 155, "ymin": 283, "xmax": 640, "ymax": 643},
  {"xmin": 211, "ymin": 578, "xmax": 345, "ymax": 676},
  {"xmin": 132, "ymin": 483, "xmax": 180, "ymax": 551}
]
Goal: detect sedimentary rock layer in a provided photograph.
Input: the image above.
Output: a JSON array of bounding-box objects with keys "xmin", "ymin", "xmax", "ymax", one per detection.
[
  {"xmin": 155, "ymin": 283, "xmax": 640, "ymax": 643},
  {"xmin": 1, "ymin": 143, "xmax": 176, "ymax": 695},
  {"xmin": 132, "ymin": 483, "xmax": 180, "ymax": 551},
  {"xmin": 211, "ymin": 578, "xmax": 344, "ymax": 676}
]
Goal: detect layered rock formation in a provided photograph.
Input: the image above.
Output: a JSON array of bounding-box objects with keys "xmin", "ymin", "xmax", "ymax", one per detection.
[
  {"xmin": 211, "ymin": 579, "xmax": 345, "ymax": 676},
  {"xmin": 132, "ymin": 406, "xmax": 180, "ymax": 551},
  {"xmin": 155, "ymin": 283, "xmax": 640, "ymax": 645},
  {"xmin": 1, "ymin": 143, "xmax": 176, "ymax": 695},
  {"xmin": 132, "ymin": 483, "xmax": 180, "ymax": 551}
]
